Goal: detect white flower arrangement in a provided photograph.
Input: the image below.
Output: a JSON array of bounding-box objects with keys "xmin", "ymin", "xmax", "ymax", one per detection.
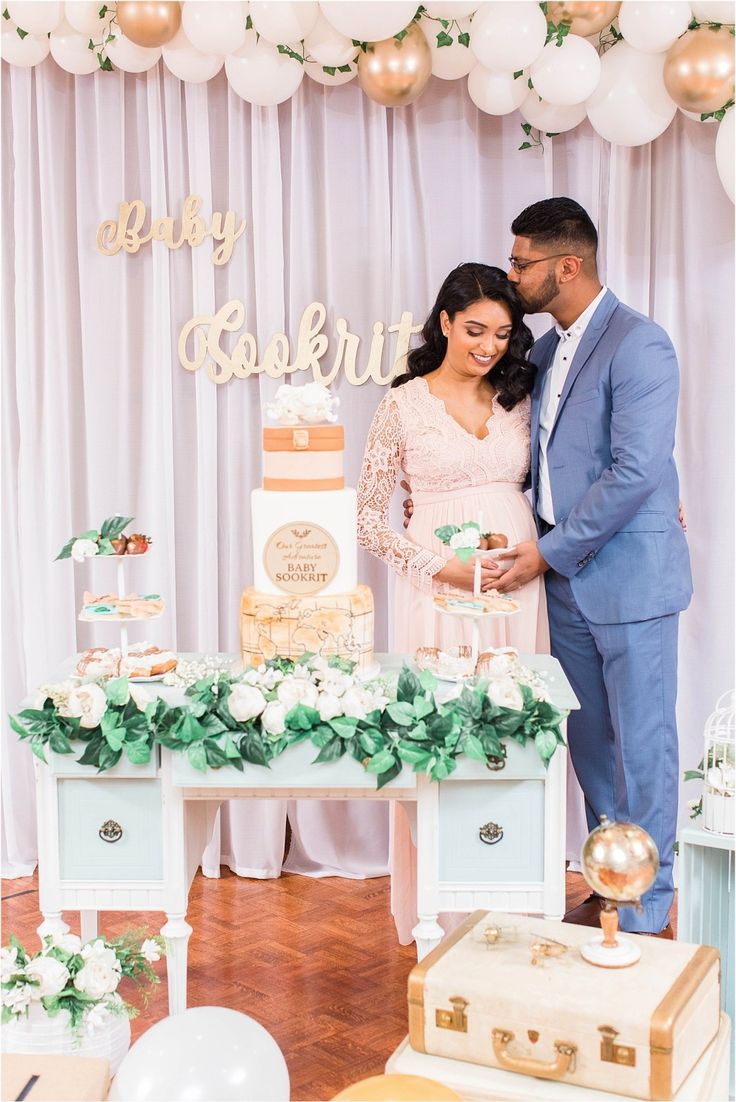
[
  {"xmin": 264, "ymin": 382, "xmax": 339, "ymax": 426},
  {"xmin": 1, "ymin": 931, "xmax": 164, "ymax": 1035}
]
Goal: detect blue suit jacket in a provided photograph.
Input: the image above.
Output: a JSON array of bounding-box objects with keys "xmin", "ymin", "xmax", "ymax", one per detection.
[{"xmin": 533, "ymin": 290, "xmax": 692, "ymax": 624}]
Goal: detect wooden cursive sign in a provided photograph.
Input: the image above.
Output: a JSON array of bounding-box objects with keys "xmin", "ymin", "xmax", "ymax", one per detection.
[
  {"xmin": 96, "ymin": 195, "xmax": 246, "ymax": 265},
  {"xmin": 178, "ymin": 300, "xmax": 422, "ymax": 386}
]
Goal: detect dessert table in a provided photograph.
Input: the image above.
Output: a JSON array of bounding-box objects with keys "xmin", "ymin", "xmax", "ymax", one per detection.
[{"xmin": 32, "ymin": 653, "xmax": 578, "ymax": 1014}]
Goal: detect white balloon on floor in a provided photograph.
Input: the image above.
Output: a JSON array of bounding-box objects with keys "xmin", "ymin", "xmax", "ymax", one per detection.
[
  {"xmin": 65, "ymin": 0, "xmax": 105, "ymax": 36},
  {"xmin": 318, "ymin": 1, "xmax": 418, "ymax": 44},
  {"xmin": 467, "ymin": 65, "xmax": 528, "ymax": 114},
  {"xmin": 531, "ymin": 35, "xmax": 601, "ymax": 105},
  {"xmin": 107, "ymin": 34, "xmax": 162, "ymax": 73},
  {"xmin": 470, "ymin": 1, "xmax": 547, "ymax": 73},
  {"xmin": 7, "ymin": 1, "xmax": 62, "ymax": 35},
  {"xmin": 715, "ymin": 109, "xmax": 735, "ymax": 201},
  {"xmin": 305, "ymin": 59, "xmax": 357, "ymax": 86},
  {"xmin": 520, "ymin": 90, "xmax": 588, "ymax": 133},
  {"xmin": 425, "ymin": 16, "xmax": 475, "ymax": 81},
  {"xmin": 108, "ymin": 1007, "xmax": 290, "ymax": 1102},
  {"xmin": 304, "ymin": 11, "xmax": 356, "ymax": 67},
  {"xmin": 690, "ymin": 1, "xmax": 735, "ymax": 20},
  {"xmin": 162, "ymin": 26, "xmax": 224, "ymax": 83},
  {"xmin": 250, "ymin": 1, "xmax": 320, "ymax": 46},
  {"xmin": 1, "ymin": 20, "xmax": 50, "ymax": 65},
  {"xmin": 182, "ymin": 1, "xmax": 247, "ymax": 57},
  {"xmin": 226, "ymin": 31, "xmax": 305, "ymax": 106},
  {"xmin": 618, "ymin": 1, "xmax": 693, "ymax": 54},
  {"xmin": 50, "ymin": 19, "xmax": 99, "ymax": 74},
  {"xmin": 586, "ymin": 40, "xmax": 677, "ymax": 145}
]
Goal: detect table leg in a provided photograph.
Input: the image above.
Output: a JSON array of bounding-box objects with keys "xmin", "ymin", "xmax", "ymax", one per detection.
[
  {"xmin": 80, "ymin": 910, "xmax": 98, "ymax": 943},
  {"xmin": 161, "ymin": 912, "xmax": 192, "ymax": 1014},
  {"xmin": 37, "ymin": 912, "xmax": 69, "ymax": 947},
  {"xmin": 414, "ymin": 775, "xmax": 443, "ymax": 959}
]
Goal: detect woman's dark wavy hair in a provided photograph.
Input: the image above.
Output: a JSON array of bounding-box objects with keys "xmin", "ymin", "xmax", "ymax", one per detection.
[{"xmin": 391, "ymin": 263, "xmax": 535, "ymax": 409}]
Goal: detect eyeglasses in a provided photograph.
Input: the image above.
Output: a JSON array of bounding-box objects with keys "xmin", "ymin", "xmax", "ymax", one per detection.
[{"xmin": 507, "ymin": 253, "xmax": 581, "ymax": 273}]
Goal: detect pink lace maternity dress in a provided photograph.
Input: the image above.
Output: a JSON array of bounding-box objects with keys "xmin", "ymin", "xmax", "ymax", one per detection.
[{"xmin": 357, "ymin": 376, "xmax": 549, "ymax": 944}]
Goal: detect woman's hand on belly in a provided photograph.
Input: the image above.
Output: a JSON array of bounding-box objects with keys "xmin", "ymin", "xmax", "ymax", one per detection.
[{"xmin": 435, "ymin": 556, "xmax": 501, "ymax": 592}]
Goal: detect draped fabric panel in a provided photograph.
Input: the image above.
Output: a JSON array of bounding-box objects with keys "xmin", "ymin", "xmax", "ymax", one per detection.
[{"xmin": 2, "ymin": 62, "xmax": 733, "ymax": 881}]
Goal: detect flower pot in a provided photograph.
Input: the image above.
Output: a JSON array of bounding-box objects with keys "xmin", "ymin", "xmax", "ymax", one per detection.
[
  {"xmin": 2, "ymin": 999, "xmax": 131, "ymax": 1075},
  {"xmin": 704, "ymin": 790, "xmax": 735, "ymax": 836}
]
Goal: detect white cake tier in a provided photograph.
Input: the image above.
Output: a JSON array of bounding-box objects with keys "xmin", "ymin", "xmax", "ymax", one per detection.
[{"xmin": 251, "ymin": 487, "xmax": 357, "ymax": 595}]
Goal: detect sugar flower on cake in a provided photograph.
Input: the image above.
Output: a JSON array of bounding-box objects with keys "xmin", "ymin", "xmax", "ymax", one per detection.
[
  {"xmin": 227, "ymin": 684, "xmax": 267, "ymax": 723},
  {"xmin": 265, "ymin": 382, "xmax": 339, "ymax": 426}
]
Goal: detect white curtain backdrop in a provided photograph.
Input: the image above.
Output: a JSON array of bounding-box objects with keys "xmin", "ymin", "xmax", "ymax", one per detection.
[{"xmin": 2, "ymin": 61, "xmax": 733, "ymax": 884}]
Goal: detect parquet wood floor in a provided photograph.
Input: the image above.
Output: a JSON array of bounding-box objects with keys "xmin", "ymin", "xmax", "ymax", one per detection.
[{"xmin": 1, "ymin": 869, "xmax": 676, "ymax": 1101}]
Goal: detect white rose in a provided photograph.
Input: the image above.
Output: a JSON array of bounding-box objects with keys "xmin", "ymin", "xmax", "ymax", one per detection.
[
  {"xmin": 2, "ymin": 983, "xmax": 33, "ymax": 1015},
  {"xmin": 277, "ymin": 678, "xmax": 319, "ymax": 711},
  {"xmin": 71, "ymin": 538, "xmax": 99, "ymax": 562},
  {"xmin": 449, "ymin": 527, "xmax": 481, "ymax": 550},
  {"xmin": 84, "ymin": 1001, "xmax": 112, "ymax": 1036},
  {"xmin": 49, "ymin": 932, "xmax": 82, "ymax": 954},
  {"xmin": 128, "ymin": 683, "xmax": 151, "ymax": 711},
  {"xmin": 24, "ymin": 955, "xmax": 70, "ymax": 999},
  {"xmin": 58, "ymin": 683, "xmax": 107, "ymax": 729},
  {"xmin": 256, "ymin": 667, "xmax": 284, "ymax": 690},
  {"xmin": 261, "ymin": 701, "xmax": 287, "ymax": 737},
  {"xmin": 74, "ymin": 959, "xmax": 120, "ymax": 999},
  {"xmin": 140, "ymin": 938, "xmax": 161, "ymax": 963},
  {"xmin": 81, "ymin": 940, "xmax": 122, "ymax": 972},
  {"xmin": 340, "ymin": 686, "xmax": 373, "ymax": 721},
  {"xmin": 1, "ymin": 946, "xmax": 19, "ymax": 981},
  {"xmin": 315, "ymin": 667, "xmax": 353, "ymax": 697},
  {"xmin": 318, "ymin": 692, "xmax": 343, "ymax": 722},
  {"xmin": 486, "ymin": 677, "xmax": 524, "ymax": 711},
  {"xmin": 482, "ymin": 655, "xmax": 515, "ymax": 679},
  {"xmin": 228, "ymin": 684, "xmax": 267, "ymax": 723}
]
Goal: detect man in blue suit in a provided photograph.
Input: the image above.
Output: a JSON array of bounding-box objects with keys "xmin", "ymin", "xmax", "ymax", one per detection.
[{"xmin": 492, "ymin": 197, "xmax": 692, "ymax": 937}]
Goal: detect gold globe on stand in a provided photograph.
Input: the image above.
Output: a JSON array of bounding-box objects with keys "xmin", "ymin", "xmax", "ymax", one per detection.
[{"xmin": 579, "ymin": 815, "xmax": 659, "ymax": 968}]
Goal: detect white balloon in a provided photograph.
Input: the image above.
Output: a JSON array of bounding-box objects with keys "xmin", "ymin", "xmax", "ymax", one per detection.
[
  {"xmin": 690, "ymin": 1, "xmax": 735, "ymax": 21},
  {"xmin": 425, "ymin": 15, "xmax": 475, "ymax": 79},
  {"xmin": 423, "ymin": 2, "xmax": 478, "ymax": 17},
  {"xmin": 715, "ymin": 109, "xmax": 734, "ymax": 201},
  {"xmin": 7, "ymin": 1, "xmax": 62, "ymax": 34},
  {"xmin": 226, "ymin": 29, "xmax": 304, "ymax": 105},
  {"xmin": 304, "ymin": 58, "xmax": 357, "ymax": 84},
  {"xmin": 618, "ymin": 2, "xmax": 692, "ymax": 53},
  {"xmin": 50, "ymin": 18, "xmax": 99, "ymax": 73},
  {"xmin": 304, "ymin": 10, "xmax": 356, "ymax": 66},
  {"xmin": 107, "ymin": 33, "xmax": 161, "ymax": 73},
  {"xmin": 467, "ymin": 64, "xmax": 528, "ymax": 114},
  {"xmin": 530, "ymin": 35, "xmax": 601, "ymax": 106},
  {"xmin": 520, "ymin": 89, "xmax": 588, "ymax": 132},
  {"xmin": 65, "ymin": 1, "xmax": 105, "ymax": 36},
  {"xmin": 318, "ymin": 1, "xmax": 418, "ymax": 43},
  {"xmin": 107, "ymin": 1007, "xmax": 290, "ymax": 1102},
  {"xmin": 679, "ymin": 105, "xmax": 717, "ymax": 120},
  {"xmin": 182, "ymin": 2, "xmax": 248, "ymax": 57},
  {"xmin": 470, "ymin": 1, "xmax": 547, "ymax": 73},
  {"xmin": 250, "ymin": 1, "xmax": 319, "ymax": 45},
  {"xmin": 1, "ymin": 19, "xmax": 50, "ymax": 65},
  {"xmin": 586, "ymin": 40, "xmax": 677, "ymax": 145},
  {"xmin": 162, "ymin": 26, "xmax": 224, "ymax": 82}
]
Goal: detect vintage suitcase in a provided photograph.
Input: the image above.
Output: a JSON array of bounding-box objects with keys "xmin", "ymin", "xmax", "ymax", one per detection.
[{"xmin": 407, "ymin": 911, "xmax": 721, "ymax": 1100}]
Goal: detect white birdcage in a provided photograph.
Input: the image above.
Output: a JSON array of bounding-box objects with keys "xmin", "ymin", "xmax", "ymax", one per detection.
[{"xmin": 703, "ymin": 689, "xmax": 735, "ymax": 836}]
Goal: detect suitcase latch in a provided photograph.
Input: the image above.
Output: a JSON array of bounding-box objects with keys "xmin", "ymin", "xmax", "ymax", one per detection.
[
  {"xmin": 599, "ymin": 1025, "xmax": 636, "ymax": 1066},
  {"xmin": 436, "ymin": 996, "xmax": 468, "ymax": 1033},
  {"xmin": 292, "ymin": 429, "xmax": 310, "ymax": 449}
]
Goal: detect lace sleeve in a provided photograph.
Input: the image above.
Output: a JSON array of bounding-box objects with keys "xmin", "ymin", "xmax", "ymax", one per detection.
[{"xmin": 357, "ymin": 392, "xmax": 447, "ymax": 594}]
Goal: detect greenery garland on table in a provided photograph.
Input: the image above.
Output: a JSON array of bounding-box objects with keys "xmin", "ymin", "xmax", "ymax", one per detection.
[{"xmin": 10, "ymin": 656, "xmax": 568, "ymax": 788}]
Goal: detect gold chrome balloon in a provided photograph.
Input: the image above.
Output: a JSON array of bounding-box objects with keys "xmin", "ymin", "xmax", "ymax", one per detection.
[
  {"xmin": 357, "ymin": 22, "xmax": 432, "ymax": 108},
  {"xmin": 547, "ymin": 1, "xmax": 621, "ymax": 37},
  {"xmin": 664, "ymin": 26, "xmax": 735, "ymax": 114},
  {"xmin": 116, "ymin": 1, "xmax": 182, "ymax": 48},
  {"xmin": 581, "ymin": 816, "xmax": 659, "ymax": 904}
]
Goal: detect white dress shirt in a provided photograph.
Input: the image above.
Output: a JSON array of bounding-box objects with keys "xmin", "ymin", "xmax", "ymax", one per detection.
[{"xmin": 537, "ymin": 286, "xmax": 607, "ymax": 526}]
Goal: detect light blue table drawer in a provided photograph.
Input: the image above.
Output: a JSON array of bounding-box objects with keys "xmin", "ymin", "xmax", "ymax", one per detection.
[
  {"xmin": 439, "ymin": 779, "xmax": 545, "ymax": 883},
  {"xmin": 58, "ymin": 779, "xmax": 163, "ymax": 881}
]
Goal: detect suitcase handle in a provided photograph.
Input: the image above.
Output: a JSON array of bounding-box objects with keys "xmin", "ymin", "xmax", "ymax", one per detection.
[{"xmin": 492, "ymin": 1029, "xmax": 577, "ymax": 1079}]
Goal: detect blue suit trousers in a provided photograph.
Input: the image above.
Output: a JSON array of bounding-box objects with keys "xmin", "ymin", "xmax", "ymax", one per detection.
[{"xmin": 545, "ymin": 570, "xmax": 680, "ymax": 933}]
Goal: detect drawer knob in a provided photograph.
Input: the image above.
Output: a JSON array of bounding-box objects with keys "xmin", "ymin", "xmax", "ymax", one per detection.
[
  {"xmin": 99, "ymin": 819, "xmax": 123, "ymax": 844},
  {"xmin": 479, "ymin": 821, "xmax": 503, "ymax": 845}
]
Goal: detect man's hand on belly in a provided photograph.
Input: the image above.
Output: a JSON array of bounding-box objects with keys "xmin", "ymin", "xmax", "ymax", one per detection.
[{"xmin": 488, "ymin": 541, "xmax": 549, "ymax": 593}]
